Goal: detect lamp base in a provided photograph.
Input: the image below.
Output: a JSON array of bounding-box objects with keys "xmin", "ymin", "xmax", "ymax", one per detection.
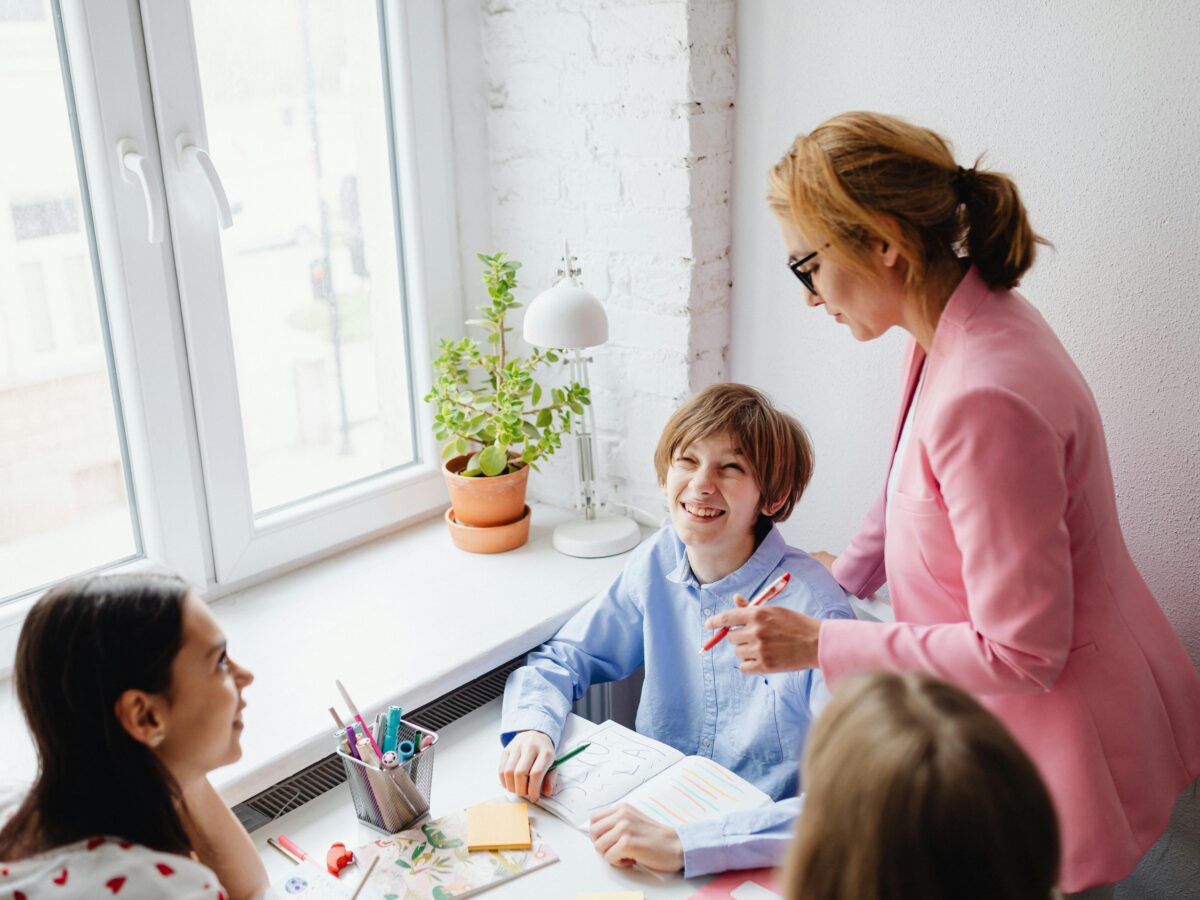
[{"xmin": 552, "ymin": 514, "xmax": 641, "ymax": 558}]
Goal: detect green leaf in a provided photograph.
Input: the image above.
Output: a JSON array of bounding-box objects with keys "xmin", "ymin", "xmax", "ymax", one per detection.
[
  {"xmin": 441, "ymin": 442, "xmax": 456, "ymax": 459},
  {"xmin": 536, "ymin": 408, "xmax": 552, "ymax": 428},
  {"xmin": 521, "ymin": 421, "xmax": 539, "ymax": 439},
  {"xmin": 478, "ymin": 444, "xmax": 508, "ymax": 476},
  {"xmin": 531, "ymin": 382, "xmax": 542, "ymax": 406},
  {"xmin": 454, "ymin": 437, "xmax": 467, "ymax": 455},
  {"xmin": 569, "ymin": 400, "xmax": 584, "ymax": 415}
]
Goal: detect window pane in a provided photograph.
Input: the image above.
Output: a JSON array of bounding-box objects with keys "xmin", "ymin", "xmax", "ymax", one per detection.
[
  {"xmin": 0, "ymin": 10, "xmax": 140, "ymax": 602},
  {"xmin": 190, "ymin": 0, "xmax": 417, "ymax": 515}
]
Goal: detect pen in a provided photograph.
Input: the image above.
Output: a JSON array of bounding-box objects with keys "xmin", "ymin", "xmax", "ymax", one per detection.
[
  {"xmin": 699, "ymin": 571, "xmax": 792, "ymax": 653},
  {"xmin": 548, "ymin": 741, "xmax": 591, "ymax": 771},
  {"xmin": 345, "ymin": 726, "xmax": 361, "ymax": 760},
  {"xmin": 336, "ymin": 679, "xmax": 385, "ymax": 761},
  {"xmin": 328, "ymin": 706, "xmax": 345, "ymax": 731}
]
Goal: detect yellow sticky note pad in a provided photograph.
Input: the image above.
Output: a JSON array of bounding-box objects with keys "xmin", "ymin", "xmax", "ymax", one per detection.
[
  {"xmin": 466, "ymin": 801, "xmax": 532, "ymax": 851},
  {"xmin": 577, "ymin": 893, "xmax": 644, "ymax": 899}
]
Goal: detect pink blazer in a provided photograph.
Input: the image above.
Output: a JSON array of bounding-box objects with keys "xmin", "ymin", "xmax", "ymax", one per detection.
[{"xmin": 821, "ymin": 267, "xmax": 1200, "ymax": 891}]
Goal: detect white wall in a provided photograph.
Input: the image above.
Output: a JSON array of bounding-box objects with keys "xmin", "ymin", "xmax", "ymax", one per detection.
[
  {"xmin": 446, "ymin": 0, "xmax": 737, "ymax": 518},
  {"xmin": 729, "ymin": 2, "xmax": 1200, "ymax": 896}
]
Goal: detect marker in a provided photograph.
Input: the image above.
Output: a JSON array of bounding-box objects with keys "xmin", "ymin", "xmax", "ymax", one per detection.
[
  {"xmin": 420, "ymin": 734, "xmax": 435, "ymax": 750},
  {"xmin": 384, "ymin": 706, "xmax": 402, "ymax": 754},
  {"xmin": 548, "ymin": 741, "xmax": 591, "ymax": 771},
  {"xmin": 277, "ymin": 835, "xmax": 310, "ymax": 862},
  {"xmin": 328, "ymin": 706, "xmax": 345, "ymax": 732},
  {"xmin": 345, "ymin": 726, "xmax": 361, "ymax": 760},
  {"xmin": 336, "ymin": 680, "xmax": 385, "ymax": 761},
  {"xmin": 397, "ymin": 739, "xmax": 415, "ymax": 762},
  {"xmin": 356, "ymin": 735, "xmax": 380, "ymax": 767},
  {"xmin": 699, "ymin": 571, "xmax": 792, "ymax": 653}
]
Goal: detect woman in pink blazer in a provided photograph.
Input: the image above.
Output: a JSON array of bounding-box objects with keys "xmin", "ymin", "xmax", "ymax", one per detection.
[{"xmin": 707, "ymin": 112, "xmax": 1200, "ymax": 896}]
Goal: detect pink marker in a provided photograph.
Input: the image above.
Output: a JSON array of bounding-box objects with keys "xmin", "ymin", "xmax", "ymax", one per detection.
[{"xmin": 336, "ymin": 680, "xmax": 384, "ymax": 761}]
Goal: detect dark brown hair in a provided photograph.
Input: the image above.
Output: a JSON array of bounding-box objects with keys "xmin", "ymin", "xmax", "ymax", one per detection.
[
  {"xmin": 0, "ymin": 574, "xmax": 194, "ymax": 859},
  {"xmin": 769, "ymin": 111, "xmax": 1051, "ymax": 321},
  {"xmin": 653, "ymin": 382, "xmax": 814, "ymax": 523},
  {"xmin": 784, "ymin": 672, "xmax": 1059, "ymax": 900}
]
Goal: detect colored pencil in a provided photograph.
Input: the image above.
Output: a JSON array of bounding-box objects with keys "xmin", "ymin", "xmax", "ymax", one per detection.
[{"xmin": 548, "ymin": 741, "xmax": 591, "ymax": 771}]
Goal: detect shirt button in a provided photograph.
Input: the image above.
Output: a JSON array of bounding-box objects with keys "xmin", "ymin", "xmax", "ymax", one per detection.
[
  {"xmin": 704, "ymin": 672, "xmax": 712, "ymax": 682},
  {"xmin": 703, "ymin": 608, "xmax": 712, "ymax": 616}
]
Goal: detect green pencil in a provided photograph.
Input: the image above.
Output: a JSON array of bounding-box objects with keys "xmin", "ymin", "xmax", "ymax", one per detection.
[{"xmin": 548, "ymin": 741, "xmax": 591, "ymax": 771}]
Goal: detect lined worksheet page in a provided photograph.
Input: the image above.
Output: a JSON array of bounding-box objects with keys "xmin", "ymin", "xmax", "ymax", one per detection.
[
  {"xmin": 539, "ymin": 720, "xmax": 683, "ymax": 828},
  {"xmin": 622, "ymin": 754, "xmax": 772, "ymax": 827}
]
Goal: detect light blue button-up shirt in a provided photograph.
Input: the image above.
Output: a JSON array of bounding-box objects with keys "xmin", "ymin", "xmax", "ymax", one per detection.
[{"xmin": 501, "ymin": 523, "xmax": 854, "ymax": 877}]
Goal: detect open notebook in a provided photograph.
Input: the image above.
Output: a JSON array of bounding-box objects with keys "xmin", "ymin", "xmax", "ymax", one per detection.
[{"xmin": 539, "ymin": 721, "xmax": 772, "ymax": 830}]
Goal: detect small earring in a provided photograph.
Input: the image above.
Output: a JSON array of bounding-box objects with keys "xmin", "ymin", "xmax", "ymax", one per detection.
[{"xmin": 150, "ymin": 733, "xmax": 165, "ymax": 747}]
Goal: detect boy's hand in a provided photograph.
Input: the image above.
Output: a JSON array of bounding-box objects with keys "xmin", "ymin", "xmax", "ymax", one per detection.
[
  {"xmin": 706, "ymin": 595, "xmax": 822, "ymax": 673},
  {"xmin": 498, "ymin": 730, "xmax": 556, "ymax": 801},
  {"xmin": 589, "ymin": 803, "xmax": 684, "ymax": 872}
]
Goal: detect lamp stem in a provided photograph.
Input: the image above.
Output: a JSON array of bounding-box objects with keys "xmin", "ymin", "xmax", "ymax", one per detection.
[{"xmin": 571, "ymin": 349, "xmax": 598, "ymax": 520}]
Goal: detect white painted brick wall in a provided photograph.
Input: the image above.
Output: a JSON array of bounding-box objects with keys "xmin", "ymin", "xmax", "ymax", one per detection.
[{"xmin": 476, "ymin": 0, "xmax": 737, "ymax": 519}]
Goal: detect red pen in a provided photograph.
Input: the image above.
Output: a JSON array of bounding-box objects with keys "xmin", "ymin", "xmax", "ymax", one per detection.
[{"xmin": 699, "ymin": 571, "xmax": 791, "ymax": 653}]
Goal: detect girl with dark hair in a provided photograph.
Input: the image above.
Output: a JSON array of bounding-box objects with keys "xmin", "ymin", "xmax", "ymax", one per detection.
[
  {"xmin": 706, "ymin": 111, "xmax": 1200, "ymax": 896},
  {"xmin": 0, "ymin": 573, "xmax": 267, "ymax": 899}
]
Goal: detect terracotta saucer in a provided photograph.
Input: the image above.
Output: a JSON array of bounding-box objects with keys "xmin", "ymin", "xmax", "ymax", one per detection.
[{"xmin": 445, "ymin": 504, "xmax": 531, "ymax": 554}]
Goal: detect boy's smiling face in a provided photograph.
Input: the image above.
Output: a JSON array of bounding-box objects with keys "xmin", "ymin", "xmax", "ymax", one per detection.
[{"xmin": 664, "ymin": 431, "xmax": 768, "ymax": 569}]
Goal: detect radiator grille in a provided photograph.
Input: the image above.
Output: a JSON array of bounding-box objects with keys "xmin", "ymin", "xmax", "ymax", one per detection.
[{"xmin": 233, "ymin": 656, "xmax": 524, "ymax": 831}]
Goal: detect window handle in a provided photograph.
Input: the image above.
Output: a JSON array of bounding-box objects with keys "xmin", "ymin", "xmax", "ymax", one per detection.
[
  {"xmin": 117, "ymin": 138, "xmax": 164, "ymax": 244},
  {"xmin": 176, "ymin": 134, "xmax": 233, "ymax": 229}
]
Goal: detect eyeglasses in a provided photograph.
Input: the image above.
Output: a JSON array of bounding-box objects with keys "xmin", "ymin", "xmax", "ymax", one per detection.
[{"xmin": 787, "ymin": 251, "xmax": 819, "ymax": 296}]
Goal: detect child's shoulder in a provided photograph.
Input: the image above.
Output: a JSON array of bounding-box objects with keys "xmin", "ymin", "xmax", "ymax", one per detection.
[{"xmin": 775, "ymin": 542, "xmax": 854, "ymax": 620}]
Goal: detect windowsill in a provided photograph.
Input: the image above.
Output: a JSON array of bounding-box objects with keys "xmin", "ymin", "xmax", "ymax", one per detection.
[{"xmin": 0, "ymin": 502, "xmax": 641, "ymax": 805}]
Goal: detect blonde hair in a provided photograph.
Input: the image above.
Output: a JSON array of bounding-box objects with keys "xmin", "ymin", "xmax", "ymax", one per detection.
[
  {"xmin": 653, "ymin": 383, "xmax": 813, "ymax": 524},
  {"xmin": 784, "ymin": 672, "xmax": 1059, "ymax": 900},
  {"xmin": 769, "ymin": 111, "xmax": 1050, "ymax": 320}
]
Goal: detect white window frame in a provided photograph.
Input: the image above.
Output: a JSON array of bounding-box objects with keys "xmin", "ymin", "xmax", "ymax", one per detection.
[
  {"xmin": 0, "ymin": 0, "xmax": 461, "ymax": 666},
  {"xmin": 136, "ymin": 0, "xmax": 459, "ymax": 583}
]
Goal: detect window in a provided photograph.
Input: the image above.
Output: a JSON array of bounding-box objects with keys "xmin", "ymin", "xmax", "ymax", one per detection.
[{"xmin": 0, "ymin": 0, "xmax": 458, "ymax": 618}]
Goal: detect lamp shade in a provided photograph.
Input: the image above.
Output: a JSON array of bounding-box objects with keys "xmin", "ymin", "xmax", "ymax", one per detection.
[{"xmin": 523, "ymin": 277, "xmax": 608, "ymax": 349}]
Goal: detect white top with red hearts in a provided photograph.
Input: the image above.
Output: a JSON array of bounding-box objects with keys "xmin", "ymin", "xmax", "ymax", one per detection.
[{"xmin": 0, "ymin": 835, "xmax": 226, "ymax": 899}]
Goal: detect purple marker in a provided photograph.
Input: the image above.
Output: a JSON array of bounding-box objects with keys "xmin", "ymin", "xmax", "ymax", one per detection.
[{"xmin": 345, "ymin": 725, "xmax": 361, "ymax": 760}]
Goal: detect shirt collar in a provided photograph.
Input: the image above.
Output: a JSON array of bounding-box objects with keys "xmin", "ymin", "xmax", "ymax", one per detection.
[{"xmin": 665, "ymin": 524, "xmax": 787, "ymax": 599}]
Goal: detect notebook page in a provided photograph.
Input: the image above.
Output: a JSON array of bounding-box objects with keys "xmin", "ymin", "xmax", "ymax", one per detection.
[
  {"xmin": 622, "ymin": 755, "xmax": 772, "ymax": 827},
  {"xmin": 538, "ymin": 720, "xmax": 684, "ymax": 828}
]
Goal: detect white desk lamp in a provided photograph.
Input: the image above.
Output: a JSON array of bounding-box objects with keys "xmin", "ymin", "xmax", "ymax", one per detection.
[{"xmin": 523, "ymin": 244, "xmax": 641, "ymax": 558}]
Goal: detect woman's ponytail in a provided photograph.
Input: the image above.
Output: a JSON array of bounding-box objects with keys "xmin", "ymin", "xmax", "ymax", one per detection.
[{"xmin": 958, "ymin": 164, "xmax": 1048, "ymax": 289}]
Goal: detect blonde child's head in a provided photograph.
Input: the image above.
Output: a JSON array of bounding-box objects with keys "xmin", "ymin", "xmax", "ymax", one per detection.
[
  {"xmin": 654, "ymin": 383, "xmax": 814, "ymax": 526},
  {"xmin": 784, "ymin": 671, "xmax": 1059, "ymax": 900}
]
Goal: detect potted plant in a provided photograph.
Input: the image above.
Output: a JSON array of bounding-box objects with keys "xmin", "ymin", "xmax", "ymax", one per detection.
[{"xmin": 425, "ymin": 252, "xmax": 590, "ymax": 552}]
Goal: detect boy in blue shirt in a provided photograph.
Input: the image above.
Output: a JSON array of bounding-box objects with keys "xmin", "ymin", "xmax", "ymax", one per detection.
[{"xmin": 498, "ymin": 383, "xmax": 853, "ymax": 876}]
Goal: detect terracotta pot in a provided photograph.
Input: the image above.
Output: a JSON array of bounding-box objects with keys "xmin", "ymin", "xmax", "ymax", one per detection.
[
  {"xmin": 445, "ymin": 505, "xmax": 531, "ymax": 554},
  {"xmin": 442, "ymin": 454, "xmax": 530, "ymax": 528}
]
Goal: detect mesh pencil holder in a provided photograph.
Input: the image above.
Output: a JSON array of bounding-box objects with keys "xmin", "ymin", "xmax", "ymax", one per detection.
[{"xmin": 335, "ymin": 719, "xmax": 438, "ymax": 834}]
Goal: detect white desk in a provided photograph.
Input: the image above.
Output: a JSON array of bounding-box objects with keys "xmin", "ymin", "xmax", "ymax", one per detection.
[{"xmin": 254, "ymin": 698, "xmax": 709, "ymax": 897}]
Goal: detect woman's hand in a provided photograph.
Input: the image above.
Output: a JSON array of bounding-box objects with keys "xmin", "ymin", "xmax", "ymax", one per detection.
[
  {"xmin": 705, "ymin": 596, "xmax": 822, "ymax": 673},
  {"xmin": 810, "ymin": 550, "xmax": 837, "ymax": 574},
  {"xmin": 498, "ymin": 730, "xmax": 556, "ymax": 802},
  {"xmin": 589, "ymin": 803, "xmax": 684, "ymax": 872}
]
